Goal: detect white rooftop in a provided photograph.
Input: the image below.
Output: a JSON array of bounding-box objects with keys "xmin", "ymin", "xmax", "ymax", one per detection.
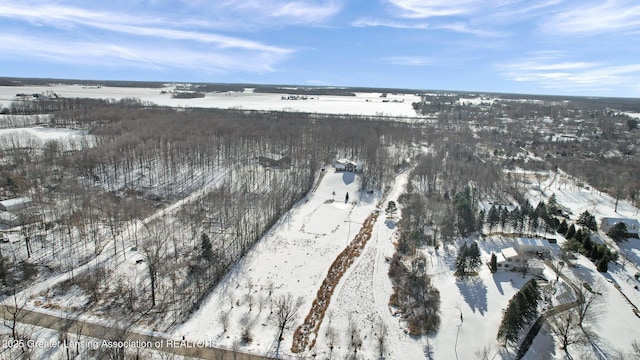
[
  {"xmin": 515, "ymin": 237, "xmax": 548, "ymax": 247},
  {"xmin": 501, "ymin": 247, "xmax": 519, "ymax": 259}
]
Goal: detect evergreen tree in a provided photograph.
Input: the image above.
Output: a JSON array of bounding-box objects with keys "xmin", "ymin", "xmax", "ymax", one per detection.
[
  {"xmin": 497, "ymin": 299, "xmax": 522, "ymax": 346},
  {"xmin": 468, "ymin": 242, "xmax": 481, "ymax": 272},
  {"xmin": 487, "ymin": 205, "xmax": 499, "ymax": 233},
  {"xmin": 547, "ymin": 194, "xmax": 558, "ymax": 216},
  {"xmin": 557, "ymin": 219, "xmax": 568, "ymax": 234},
  {"xmin": 497, "ymin": 279, "xmax": 541, "ymax": 346},
  {"xmin": 490, "ymin": 252, "xmax": 498, "ymax": 273},
  {"xmin": 453, "ymin": 186, "xmax": 476, "ymax": 237},
  {"xmin": 577, "ymin": 211, "xmax": 597, "ymax": 231},
  {"xmin": 607, "ymin": 222, "xmax": 629, "ymax": 243},
  {"xmin": 477, "ymin": 209, "xmax": 486, "ymax": 234},
  {"xmin": 596, "ymin": 255, "xmax": 609, "ymax": 272},
  {"xmin": 455, "ymin": 243, "xmax": 469, "ymax": 276},
  {"xmin": 499, "ymin": 206, "xmax": 509, "ymax": 231},
  {"xmin": 455, "ymin": 242, "xmax": 482, "ymax": 276},
  {"xmin": 566, "ymin": 224, "xmax": 576, "ymax": 239}
]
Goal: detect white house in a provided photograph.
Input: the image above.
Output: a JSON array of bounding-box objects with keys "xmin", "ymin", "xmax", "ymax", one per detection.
[
  {"xmin": 514, "ymin": 237, "xmax": 551, "ymax": 256},
  {"xmin": 333, "ymin": 158, "xmax": 362, "ymax": 173},
  {"xmin": 0, "ymin": 197, "xmax": 31, "ymax": 212},
  {"xmin": 600, "ymin": 218, "xmax": 640, "ymax": 236},
  {"xmin": 495, "ymin": 247, "xmax": 545, "ymax": 275}
]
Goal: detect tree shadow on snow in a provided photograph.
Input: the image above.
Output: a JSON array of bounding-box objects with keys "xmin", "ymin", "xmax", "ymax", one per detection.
[
  {"xmin": 456, "ymin": 276, "xmax": 488, "ymax": 315},
  {"xmin": 342, "ymin": 171, "xmax": 355, "ymax": 185}
]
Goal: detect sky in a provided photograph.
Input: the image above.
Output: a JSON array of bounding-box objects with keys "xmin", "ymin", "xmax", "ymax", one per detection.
[{"xmin": 1, "ymin": 0, "xmax": 640, "ymax": 97}]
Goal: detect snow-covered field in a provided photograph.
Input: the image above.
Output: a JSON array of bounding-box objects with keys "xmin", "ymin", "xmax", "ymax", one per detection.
[{"xmin": 0, "ymin": 85, "xmax": 423, "ymax": 117}]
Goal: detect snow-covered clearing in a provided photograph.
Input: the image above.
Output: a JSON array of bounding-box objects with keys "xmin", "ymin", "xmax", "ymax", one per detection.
[
  {"xmin": 0, "ymin": 126, "xmax": 93, "ymax": 150},
  {"xmin": 176, "ymin": 168, "xmax": 379, "ymax": 357},
  {"xmin": 0, "ymin": 85, "xmax": 424, "ymax": 118}
]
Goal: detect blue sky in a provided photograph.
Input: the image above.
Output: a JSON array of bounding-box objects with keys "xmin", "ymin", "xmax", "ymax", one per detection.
[{"xmin": 1, "ymin": 0, "xmax": 640, "ymax": 97}]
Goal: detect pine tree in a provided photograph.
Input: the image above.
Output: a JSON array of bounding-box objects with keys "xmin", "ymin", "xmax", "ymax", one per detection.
[
  {"xmin": 455, "ymin": 243, "xmax": 469, "ymax": 276},
  {"xmin": 547, "ymin": 194, "xmax": 558, "ymax": 215},
  {"xmin": 607, "ymin": 222, "xmax": 629, "ymax": 243},
  {"xmin": 497, "ymin": 279, "xmax": 541, "ymax": 346},
  {"xmin": 577, "ymin": 211, "xmax": 597, "ymax": 231},
  {"xmin": 566, "ymin": 224, "xmax": 576, "ymax": 239},
  {"xmin": 557, "ymin": 219, "xmax": 568, "ymax": 234},
  {"xmin": 596, "ymin": 255, "xmax": 609, "ymax": 272},
  {"xmin": 490, "ymin": 252, "xmax": 498, "ymax": 273},
  {"xmin": 497, "ymin": 297, "xmax": 524, "ymax": 346},
  {"xmin": 455, "ymin": 242, "xmax": 482, "ymax": 276},
  {"xmin": 477, "ymin": 210, "xmax": 486, "ymax": 234},
  {"xmin": 487, "ymin": 206, "xmax": 499, "ymax": 233}
]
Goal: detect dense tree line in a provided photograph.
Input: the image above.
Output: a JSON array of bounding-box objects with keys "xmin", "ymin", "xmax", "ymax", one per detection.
[
  {"xmin": 497, "ymin": 279, "xmax": 541, "ymax": 346},
  {"xmin": 560, "ymin": 223, "xmax": 618, "ymax": 272}
]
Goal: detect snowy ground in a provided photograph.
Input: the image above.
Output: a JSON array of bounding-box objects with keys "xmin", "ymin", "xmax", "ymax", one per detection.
[
  {"xmin": 0, "ymin": 85, "xmax": 424, "ymax": 118},
  {"xmin": 0, "ymin": 126, "xmax": 93, "ymax": 151},
  {"xmin": 175, "ymin": 168, "xmax": 379, "ymax": 357},
  {"xmin": 174, "ymin": 167, "xmax": 563, "ymax": 359},
  {"xmin": 524, "ymin": 170, "xmax": 640, "ymax": 358}
]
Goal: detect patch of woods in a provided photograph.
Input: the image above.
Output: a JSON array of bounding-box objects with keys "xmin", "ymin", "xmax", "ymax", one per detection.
[
  {"xmin": 170, "ymin": 91, "xmax": 205, "ymax": 99},
  {"xmin": 0, "ymin": 98, "xmax": 422, "ymax": 328},
  {"xmin": 412, "ymin": 93, "xmax": 640, "ymax": 208}
]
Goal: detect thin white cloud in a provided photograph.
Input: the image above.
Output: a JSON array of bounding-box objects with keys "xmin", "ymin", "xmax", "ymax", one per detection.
[
  {"xmin": 384, "ymin": 56, "xmax": 433, "ymax": 66},
  {"xmin": 218, "ymin": 0, "xmax": 342, "ymax": 24},
  {"xmin": 0, "ymin": 34, "xmax": 286, "ymax": 74},
  {"xmin": 0, "ymin": 3, "xmax": 290, "ymax": 54},
  {"xmin": 543, "ymin": 0, "xmax": 640, "ymax": 35},
  {"xmin": 351, "ymin": 18, "xmax": 504, "ymax": 37},
  {"xmin": 386, "ymin": 0, "xmax": 481, "ymax": 18},
  {"xmin": 498, "ymin": 53, "xmax": 640, "ymax": 94}
]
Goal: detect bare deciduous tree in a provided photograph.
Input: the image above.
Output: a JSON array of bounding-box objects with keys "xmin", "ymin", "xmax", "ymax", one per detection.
[
  {"xmin": 548, "ymin": 309, "xmax": 585, "ymax": 358},
  {"xmin": 272, "ymin": 293, "xmax": 304, "ymax": 355}
]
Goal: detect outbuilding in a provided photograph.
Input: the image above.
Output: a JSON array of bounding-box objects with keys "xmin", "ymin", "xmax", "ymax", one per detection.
[{"xmin": 0, "ymin": 197, "xmax": 32, "ymax": 212}]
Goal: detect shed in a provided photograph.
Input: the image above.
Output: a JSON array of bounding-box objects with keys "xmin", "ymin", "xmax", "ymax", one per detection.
[{"xmin": 0, "ymin": 197, "xmax": 31, "ymax": 212}]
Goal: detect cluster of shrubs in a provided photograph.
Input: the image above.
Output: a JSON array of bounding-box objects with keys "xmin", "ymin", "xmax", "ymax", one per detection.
[{"xmin": 560, "ymin": 224, "xmax": 618, "ymax": 272}]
